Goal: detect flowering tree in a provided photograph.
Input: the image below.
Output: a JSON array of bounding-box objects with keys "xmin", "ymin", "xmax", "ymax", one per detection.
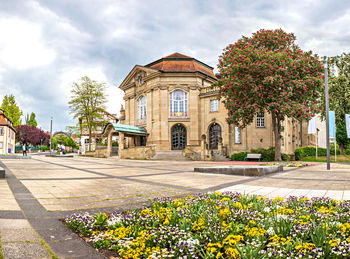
[
  {"xmin": 214, "ymin": 29, "xmax": 324, "ymax": 161},
  {"xmin": 16, "ymin": 125, "xmax": 50, "ymax": 146}
]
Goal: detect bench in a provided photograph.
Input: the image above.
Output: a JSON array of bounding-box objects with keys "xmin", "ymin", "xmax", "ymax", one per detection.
[{"xmin": 244, "ymin": 153, "xmax": 262, "ymax": 161}]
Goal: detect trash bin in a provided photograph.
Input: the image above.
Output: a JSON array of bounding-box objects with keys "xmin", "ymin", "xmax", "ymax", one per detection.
[{"xmin": 8, "ymin": 148, "xmax": 11, "ymax": 153}]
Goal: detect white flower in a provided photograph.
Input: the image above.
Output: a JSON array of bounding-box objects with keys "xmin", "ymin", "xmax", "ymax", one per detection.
[
  {"xmin": 263, "ymin": 207, "xmax": 271, "ymax": 213},
  {"xmin": 107, "ymin": 216, "xmax": 122, "ymax": 226},
  {"xmin": 267, "ymin": 227, "xmax": 275, "ymax": 235}
]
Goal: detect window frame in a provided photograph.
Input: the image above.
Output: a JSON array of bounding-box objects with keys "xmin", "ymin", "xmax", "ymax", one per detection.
[
  {"xmin": 234, "ymin": 126, "xmax": 241, "ymax": 144},
  {"xmin": 256, "ymin": 113, "xmax": 265, "ymax": 128},
  {"xmin": 210, "ymin": 99, "xmax": 218, "ymax": 112},
  {"xmin": 0, "ymin": 127, "xmax": 3, "ymax": 135},
  {"xmin": 169, "ymin": 90, "xmax": 188, "ymax": 118},
  {"xmin": 137, "ymin": 95, "xmax": 147, "ymax": 124}
]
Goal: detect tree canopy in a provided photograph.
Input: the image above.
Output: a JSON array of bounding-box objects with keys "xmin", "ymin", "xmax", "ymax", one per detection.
[
  {"xmin": 1, "ymin": 94, "xmax": 23, "ymax": 126},
  {"xmin": 16, "ymin": 125, "xmax": 50, "ymax": 146},
  {"xmin": 68, "ymin": 76, "xmax": 107, "ymax": 151},
  {"xmin": 214, "ymin": 29, "xmax": 324, "ymax": 160},
  {"xmin": 327, "ymin": 53, "xmax": 350, "ymax": 152},
  {"xmin": 25, "ymin": 112, "xmax": 38, "ymax": 127}
]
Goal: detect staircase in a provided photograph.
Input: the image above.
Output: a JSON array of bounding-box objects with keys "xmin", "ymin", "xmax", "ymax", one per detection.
[
  {"xmin": 150, "ymin": 150, "xmax": 191, "ymax": 161},
  {"xmin": 212, "ymin": 150, "xmax": 230, "ymax": 161}
]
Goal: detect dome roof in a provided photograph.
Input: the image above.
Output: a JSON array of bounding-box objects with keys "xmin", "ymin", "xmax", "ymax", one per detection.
[{"xmin": 145, "ymin": 52, "xmax": 216, "ymax": 78}]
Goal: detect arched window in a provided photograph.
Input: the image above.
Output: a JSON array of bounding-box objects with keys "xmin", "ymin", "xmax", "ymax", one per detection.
[
  {"xmin": 137, "ymin": 96, "xmax": 146, "ymax": 124},
  {"xmin": 209, "ymin": 123, "xmax": 221, "ymax": 150},
  {"xmin": 170, "ymin": 90, "xmax": 187, "ymax": 117}
]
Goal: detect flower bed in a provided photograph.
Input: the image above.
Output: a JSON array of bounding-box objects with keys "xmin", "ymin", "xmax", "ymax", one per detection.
[
  {"xmin": 65, "ymin": 192, "xmax": 350, "ymax": 258},
  {"xmin": 260, "ymin": 162, "xmax": 308, "ymax": 167}
]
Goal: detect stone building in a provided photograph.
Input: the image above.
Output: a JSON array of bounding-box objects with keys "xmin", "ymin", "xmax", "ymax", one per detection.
[
  {"xmin": 104, "ymin": 53, "xmax": 310, "ymax": 159},
  {"xmin": 80, "ymin": 110, "xmax": 119, "ymax": 153},
  {"xmin": 0, "ymin": 109, "xmax": 16, "ymax": 155}
]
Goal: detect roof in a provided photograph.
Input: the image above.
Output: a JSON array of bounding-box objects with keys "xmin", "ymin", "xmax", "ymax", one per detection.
[
  {"xmin": 53, "ymin": 131, "xmax": 71, "ymax": 138},
  {"xmin": 103, "ymin": 123, "xmax": 148, "ymax": 136},
  {"xmin": 145, "ymin": 52, "xmax": 216, "ymax": 79}
]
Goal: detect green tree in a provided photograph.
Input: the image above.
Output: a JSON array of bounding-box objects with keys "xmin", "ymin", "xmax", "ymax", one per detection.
[
  {"xmin": 68, "ymin": 76, "xmax": 107, "ymax": 151},
  {"xmin": 1, "ymin": 94, "xmax": 23, "ymax": 126},
  {"xmin": 214, "ymin": 29, "xmax": 324, "ymax": 161},
  {"xmin": 26, "ymin": 112, "xmax": 38, "ymax": 126},
  {"xmin": 327, "ymin": 53, "xmax": 350, "ymax": 153}
]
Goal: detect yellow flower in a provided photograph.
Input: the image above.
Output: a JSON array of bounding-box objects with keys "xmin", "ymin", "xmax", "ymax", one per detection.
[
  {"xmin": 219, "ymin": 208, "xmax": 230, "ymax": 218},
  {"xmin": 223, "ymin": 235, "xmax": 243, "ymax": 246},
  {"xmin": 329, "ymin": 239, "xmax": 339, "ymax": 247},
  {"xmin": 225, "ymin": 247, "xmax": 240, "ymax": 258}
]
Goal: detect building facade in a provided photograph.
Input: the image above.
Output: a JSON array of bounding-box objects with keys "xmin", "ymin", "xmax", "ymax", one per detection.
[
  {"xmin": 0, "ymin": 109, "xmax": 16, "ymax": 155},
  {"xmin": 117, "ymin": 53, "xmax": 311, "ymax": 159},
  {"xmin": 80, "ymin": 110, "xmax": 119, "ymax": 153}
]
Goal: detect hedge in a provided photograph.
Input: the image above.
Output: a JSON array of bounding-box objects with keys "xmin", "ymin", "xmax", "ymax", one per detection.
[
  {"xmin": 231, "ymin": 147, "xmax": 290, "ymax": 162},
  {"xmin": 294, "ymin": 146, "xmax": 340, "ymax": 160}
]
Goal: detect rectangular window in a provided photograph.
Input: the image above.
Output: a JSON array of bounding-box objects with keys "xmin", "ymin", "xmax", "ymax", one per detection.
[
  {"xmin": 235, "ymin": 126, "xmax": 241, "ymax": 144},
  {"xmin": 0, "ymin": 127, "xmax": 3, "ymax": 135},
  {"xmin": 210, "ymin": 99, "xmax": 218, "ymax": 112},
  {"xmin": 0, "ymin": 142, "xmax": 3, "ymax": 149},
  {"xmin": 256, "ymin": 113, "xmax": 265, "ymax": 128}
]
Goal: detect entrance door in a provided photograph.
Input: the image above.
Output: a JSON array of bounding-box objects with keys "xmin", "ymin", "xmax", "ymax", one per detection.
[
  {"xmin": 171, "ymin": 124, "xmax": 186, "ymax": 150},
  {"xmin": 209, "ymin": 123, "xmax": 221, "ymax": 150}
]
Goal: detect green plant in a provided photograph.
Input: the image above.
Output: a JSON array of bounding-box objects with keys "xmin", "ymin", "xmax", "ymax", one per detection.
[
  {"xmin": 231, "ymin": 152, "xmax": 248, "ymax": 161},
  {"xmin": 95, "ymin": 213, "xmax": 108, "ymax": 229},
  {"xmin": 294, "ymin": 146, "xmax": 341, "ymax": 160}
]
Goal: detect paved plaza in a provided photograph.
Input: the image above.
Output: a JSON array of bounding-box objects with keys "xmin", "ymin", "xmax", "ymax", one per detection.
[{"xmin": 0, "ymin": 156, "xmax": 350, "ymax": 258}]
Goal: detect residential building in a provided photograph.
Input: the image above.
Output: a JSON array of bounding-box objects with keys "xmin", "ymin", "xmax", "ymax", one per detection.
[{"xmin": 0, "ymin": 109, "xmax": 16, "ymax": 154}]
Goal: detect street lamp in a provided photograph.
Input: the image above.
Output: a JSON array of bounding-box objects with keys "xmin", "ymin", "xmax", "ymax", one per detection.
[
  {"xmin": 49, "ymin": 117, "xmax": 53, "ymax": 156},
  {"xmin": 324, "ymin": 60, "xmax": 330, "ymax": 170}
]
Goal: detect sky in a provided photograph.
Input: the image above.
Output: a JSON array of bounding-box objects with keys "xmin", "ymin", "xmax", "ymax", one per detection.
[{"xmin": 0, "ymin": 0, "xmax": 350, "ymax": 132}]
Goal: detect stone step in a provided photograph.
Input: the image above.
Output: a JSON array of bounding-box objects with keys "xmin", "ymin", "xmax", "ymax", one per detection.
[
  {"xmin": 151, "ymin": 150, "xmax": 191, "ymax": 161},
  {"xmin": 212, "ymin": 151, "xmax": 230, "ymax": 161}
]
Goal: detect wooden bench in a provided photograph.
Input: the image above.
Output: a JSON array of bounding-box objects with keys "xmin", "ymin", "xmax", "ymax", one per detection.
[{"xmin": 244, "ymin": 154, "xmax": 262, "ymax": 161}]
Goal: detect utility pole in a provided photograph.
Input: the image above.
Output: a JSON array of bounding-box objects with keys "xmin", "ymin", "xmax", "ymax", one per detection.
[
  {"xmin": 324, "ymin": 60, "xmax": 330, "ymax": 170},
  {"xmin": 49, "ymin": 117, "xmax": 53, "ymax": 156}
]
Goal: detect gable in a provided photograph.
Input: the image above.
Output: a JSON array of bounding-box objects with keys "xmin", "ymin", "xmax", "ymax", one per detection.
[{"xmin": 119, "ymin": 65, "xmax": 160, "ymax": 91}]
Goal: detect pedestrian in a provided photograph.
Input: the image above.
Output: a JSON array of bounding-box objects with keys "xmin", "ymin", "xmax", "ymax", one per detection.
[{"xmin": 22, "ymin": 144, "xmax": 27, "ymax": 156}]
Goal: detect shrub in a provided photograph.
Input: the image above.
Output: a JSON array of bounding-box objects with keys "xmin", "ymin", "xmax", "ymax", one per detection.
[
  {"xmin": 294, "ymin": 146, "xmax": 340, "ymax": 160},
  {"xmin": 345, "ymin": 149, "xmax": 350, "ymax": 155},
  {"xmin": 231, "ymin": 152, "xmax": 248, "ymax": 161},
  {"xmin": 231, "ymin": 147, "xmax": 289, "ymax": 161}
]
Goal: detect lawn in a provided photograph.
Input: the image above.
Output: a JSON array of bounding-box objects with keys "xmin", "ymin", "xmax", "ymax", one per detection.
[
  {"xmin": 301, "ymin": 155, "xmax": 350, "ymax": 163},
  {"xmin": 65, "ymin": 192, "xmax": 350, "ymax": 258}
]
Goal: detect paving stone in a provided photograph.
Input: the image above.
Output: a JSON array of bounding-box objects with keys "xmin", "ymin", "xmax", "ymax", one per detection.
[
  {"xmin": 0, "ymin": 219, "xmax": 31, "ymax": 230},
  {"xmin": 1, "ymin": 242, "xmax": 50, "ymax": 259},
  {"xmin": 0, "ymin": 228, "xmax": 40, "ymax": 242},
  {"xmin": 47, "ymin": 239, "xmax": 106, "ymax": 258}
]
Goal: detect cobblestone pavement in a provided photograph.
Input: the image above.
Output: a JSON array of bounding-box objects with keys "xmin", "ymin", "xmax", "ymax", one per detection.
[{"xmin": 0, "ymin": 156, "xmax": 349, "ymax": 258}]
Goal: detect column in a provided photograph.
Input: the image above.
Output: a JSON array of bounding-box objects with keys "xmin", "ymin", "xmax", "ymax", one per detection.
[
  {"xmin": 118, "ymin": 132, "xmax": 124, "ymax": 158},
  {"xmin": 106, "ymin": 130, "xmax": 113, "ymax": 157}
]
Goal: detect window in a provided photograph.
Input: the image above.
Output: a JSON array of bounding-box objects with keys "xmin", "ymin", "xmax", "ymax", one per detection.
[
  {"xmin": 235, "ymin": 126, "xmax": 241, "ymax": 144},
  {"xmin": 0, "ymin": 127, "xmax": 3, "ymax": 135},
  {"xmin": 0, "ymin": 142, "xmax": 3, "ymax": 149},
  {"xmin": 138, "ymin": 77, "xmax": 143, "ymax": 85},
  {"xmin": 256, "ymin": 113, "xmax": 265, "ymax": 128},
  {"xmin": 170, "ymin": 90, "xmax": 188, "ymax": 117},
  {"xmin": 137, "ymin": 96, "xmax": 147, "ymax": 124},
  {"xmin": 210, "ymin": 99, "xmax": 218, "ymax": 112}
]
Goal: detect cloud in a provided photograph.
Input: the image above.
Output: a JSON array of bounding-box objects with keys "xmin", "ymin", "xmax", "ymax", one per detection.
[
  {"xmin": 0, "ymin": 17, "xmax": 56, "ymax": 70},
  {"xmin": 0, "ymin": 0, "xmax": 350, "ymax": 132}
]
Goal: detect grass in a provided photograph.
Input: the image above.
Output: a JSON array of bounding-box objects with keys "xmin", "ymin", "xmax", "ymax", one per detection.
[
  {"xmin": 300, "ymin": 154, "xmax": 350, "ymax": 163},
  {"xmin": 0, "ymin": 235, "xmax": 3, "ymax": 259}
]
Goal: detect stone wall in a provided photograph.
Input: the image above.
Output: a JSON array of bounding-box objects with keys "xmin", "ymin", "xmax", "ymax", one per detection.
[{"xmin": 120, "ymin": 146, "xmax": 156, "ymax": 159}]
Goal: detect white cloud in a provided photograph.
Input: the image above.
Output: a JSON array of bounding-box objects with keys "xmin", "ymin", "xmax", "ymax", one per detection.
[{"xmin": 0, "ymin": 17, "xmax": 56, "ymax": 70}]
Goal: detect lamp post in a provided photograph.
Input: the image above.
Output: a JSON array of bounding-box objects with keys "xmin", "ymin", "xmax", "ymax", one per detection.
[
  {"xmin": 49, "ymin": 117, "xmax": 53, "ymax": 156},
  {"xmin": 324, "ymin": 60, "xmax": 330, "ymax": 170}
]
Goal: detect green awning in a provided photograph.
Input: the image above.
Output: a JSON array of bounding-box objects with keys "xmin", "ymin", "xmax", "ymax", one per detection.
[{"xmin": 103, "ymin": 123, "xmax": 148, "ymax": 136}]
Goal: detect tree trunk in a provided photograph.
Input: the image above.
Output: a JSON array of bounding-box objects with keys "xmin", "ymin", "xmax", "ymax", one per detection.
[
  {"xmin": 339, "ymin": 142, "xmax": 345, "ymax": 155},
  {"xmin": 88, "ymin": 127, "xmax": 92, "ymax": 152},
  {"xmin": 272, "ymin": 112, "xmax": 282, "ymax": 161}
]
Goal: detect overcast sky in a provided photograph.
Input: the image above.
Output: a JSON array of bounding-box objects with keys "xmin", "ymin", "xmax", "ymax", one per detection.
[{"xmin": 0, "ymin": 0, "xmax": 350, "ymax": 132}]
